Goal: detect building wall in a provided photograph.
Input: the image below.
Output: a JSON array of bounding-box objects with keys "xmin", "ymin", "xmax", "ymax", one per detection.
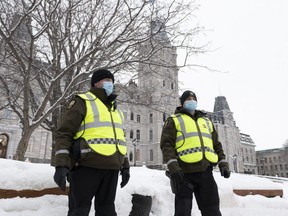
[
  {"xmin": 0, "ymin": 110, "xmax": 51, "ymax": 162},
  {"xmin": 214, "ymin": 122, "xmax": 242, "ymax": 173},
  {"xmin": 256, "ymin": 148, "xmax": 288, "ymax": 177},
  {"xmin": 207, "ymin": 100, "xmax": 257, "ymax": 174},
  {"xmin": 240, "ymin": 133, "xmax": 257, "ymax": 174}
]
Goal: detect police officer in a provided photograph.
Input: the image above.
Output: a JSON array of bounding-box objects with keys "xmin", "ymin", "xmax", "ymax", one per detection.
[
  {"xmin": 53, "ymin": 69, "xmax": 130, "ymax": 216},
  {"xmin": 160, "ymin": 90, "xmax": 230, "ymax": 216}
]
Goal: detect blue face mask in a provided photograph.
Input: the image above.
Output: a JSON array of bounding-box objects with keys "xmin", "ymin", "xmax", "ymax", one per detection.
[
  {"xmin": 103, "ymin": 81, "xmax": 113, "ymax": 96},
  {"xmin": 184, "ymin": 100, "xmax": 197, "ymax": 112}
]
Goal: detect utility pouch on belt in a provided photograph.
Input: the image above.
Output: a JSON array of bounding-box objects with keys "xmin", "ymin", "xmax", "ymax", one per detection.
[{"xmin": 70, "ymin": 138, "xmax": 81, "ymax": 161}]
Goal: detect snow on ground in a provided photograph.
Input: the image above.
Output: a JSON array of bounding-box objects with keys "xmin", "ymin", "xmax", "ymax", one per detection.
[{"xmin": 0, "ymin": 158, "xmax": 287, "ymax": 216}]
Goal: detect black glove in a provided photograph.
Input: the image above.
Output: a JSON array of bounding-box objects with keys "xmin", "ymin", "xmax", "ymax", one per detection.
[
  {"xmin": 219, "ymin": 161, "xmax": 231, "ymax": 178},
  {"xmin": 120, "ymin": 168, "xmax": 130, "ymax": 188},
  {"xmin": 53, "ymin": 166, "xmax": 70, "ymax": 191},
  {"xmin": 169, "ymin": 170, "xmax": 185, "ymax": 194}
]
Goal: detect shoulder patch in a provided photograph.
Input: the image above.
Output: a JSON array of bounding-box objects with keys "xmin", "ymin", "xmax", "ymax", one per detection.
[
  {"xmin": 67, "ymin": 100, "xmax": 76, "ymax": 109},
  {"xmin": 163, "ymin": 121, "xmax": 168, "ymax": 128}
]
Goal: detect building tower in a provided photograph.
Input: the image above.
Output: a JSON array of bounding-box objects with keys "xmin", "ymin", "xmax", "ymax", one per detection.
[
  {"xmin": 138, "ymin": 18, "xmax": 179, "ymax": 116},
  {"xmin": 208, "ymin": 96, "xmax": 243, "ymax": 173},
  {"xmin": 207, "ymin": 96, "xmax": 256, "ymax": 174},
  {"xmin": 117, "ymin": 18, "xmax": 179, "ymax": 168}
]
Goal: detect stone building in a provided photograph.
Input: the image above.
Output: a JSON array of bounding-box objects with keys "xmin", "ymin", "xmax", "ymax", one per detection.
[
  {"xmin": 240, "ymin": 133, "xmax": 257, "ymax": 174},
  {"xmin": 207, "ymin": 96, "xmax": 242, "ymax": 173},
  {"xmin": 256, "ymin": 147, "xmax": 288, "ymax": 177},
  {"xmin": 205, "ymin": 96, "xmax": 257, "ymax": 174},
  {"xmin": 116, "ymin": 19, "xmax": 179, "ymax": 169},
  {"xmin": 0, "ymin": 111, "xmax": 52, "ymax": 162}
]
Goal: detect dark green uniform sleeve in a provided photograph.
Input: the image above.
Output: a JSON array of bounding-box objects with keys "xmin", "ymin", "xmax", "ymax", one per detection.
[
  {"xmin": 211, "ymin": 124, "xmax": 226, "ymax": 162},
  {"xmin": 122, "ymin": 156, "xmax": 130, "ymax": 169},
  {"xmin": 55, "ymin": 96, "xmax": 86, "ymax": 167},
  {"xmin": 160, "ymin": 117, "xmax": 178, "ymax": 164}
]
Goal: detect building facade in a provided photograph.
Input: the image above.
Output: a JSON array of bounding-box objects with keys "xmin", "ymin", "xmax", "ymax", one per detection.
[
  {"xmin": 206, "ymin": 96, "xmax": 257, "ymax": 174},
  {"xmin": 0, "ymin": 112, "xmax": 52, "ymax": 163},
  {"xmin": 240, "ymin": 133, "xmax": 257, "ymax": 174},
  {"xmin": 116, "ymin": 19, "xmax": 179, "ymax": 169},
  {"xmin": 256, "ymin": 147, "xmax": 288, "ymax": 177}
]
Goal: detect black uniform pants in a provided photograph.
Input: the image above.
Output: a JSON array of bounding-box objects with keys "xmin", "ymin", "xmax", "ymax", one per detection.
[
  {"xmin": 68, "ymin": 166, "xmax": 119, "ymax": 216},
  {"xmin": 174, "ymin": 167, "xmax": 221, "ymax": 216}
]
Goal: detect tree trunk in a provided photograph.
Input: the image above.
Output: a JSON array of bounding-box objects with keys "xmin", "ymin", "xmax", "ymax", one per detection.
[
  {"xmin": 13, "ymin": 131, "xmax": 33, "ymax": 161},
  {"xmin": 50, "ymin": 130, "xmax": 57, "ymax": 167}
]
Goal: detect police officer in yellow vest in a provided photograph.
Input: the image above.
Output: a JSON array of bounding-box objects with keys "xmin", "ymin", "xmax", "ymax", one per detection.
[
  {"xmin": 160, "ymin": 90, "xmax": 230, "ymax": 216},
  {"xmin": 53, "ymin": 69, "xmax": 130, "ymax": 216}
]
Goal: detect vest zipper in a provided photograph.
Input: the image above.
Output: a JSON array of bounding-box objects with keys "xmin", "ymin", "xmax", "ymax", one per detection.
[
  {"xmin": 195, "ymin": 119, "xmax": 206, "ymax": 159},
  {"xmin": 110, "ymin": 110, "xmax": 122, "ymax": 167},
  {"xmin": 109, "ymin": 111, "xmax": 118, "ymax": 147}
]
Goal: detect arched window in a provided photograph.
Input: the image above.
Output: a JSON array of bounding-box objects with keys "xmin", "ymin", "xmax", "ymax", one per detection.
[
  {"xmin": 0, "ymin": 133, "xmax": 9, "ymax": 158},
  {"xmin": 130, "ymin": 130, "xmax": 134, "ymax": 139},
  {"xmin": 149, "ymin": 113, "xmax": 153, "ymax": 123},
  {"xmin": 129, "ymin": 152, "xmax": 133, "ymax": 162},
  {"xmin": 149, "ymin": 129, "xmax": 153, "ymax": 141}
]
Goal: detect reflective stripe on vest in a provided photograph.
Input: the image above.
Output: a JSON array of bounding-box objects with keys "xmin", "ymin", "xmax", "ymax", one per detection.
[
  {"xmin": 172, "ymin": 114, "xmax": 218, "ymax": 163},
  {"xmin": 74, "ymin": 92, "xmax": 126, "ymax": 156}
]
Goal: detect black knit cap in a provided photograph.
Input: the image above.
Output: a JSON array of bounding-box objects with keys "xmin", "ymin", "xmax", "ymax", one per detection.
[
  {"xmin": 91, "ymin": 69, "xmax": 114, "ymax": 87},
  {"xmin": 180, "ymin": 90, "xmax": 197, "ymax": 105}
]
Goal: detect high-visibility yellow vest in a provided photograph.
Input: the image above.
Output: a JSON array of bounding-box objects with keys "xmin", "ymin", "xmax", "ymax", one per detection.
[
  {"xmin": 74, "ymin": 91, "xmax": 127, "ymax": 156},
  {"xmin": 171, "ymin": 113, "xmax": 218, "ymax": 163}
]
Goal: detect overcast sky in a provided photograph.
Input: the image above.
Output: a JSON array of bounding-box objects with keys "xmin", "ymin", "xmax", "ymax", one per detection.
[{"xmin": 178, "ymin": 0, "xmax": 288, "ymax": 150}]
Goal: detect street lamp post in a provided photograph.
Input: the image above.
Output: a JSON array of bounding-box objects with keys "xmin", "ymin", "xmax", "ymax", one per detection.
[
  {"xmin": 132, "ymin": 139, "xmax": 138, "ymax": 166},
  {"xmin": 259, "ymin": 156, "xmax": 266, "ymax": 175},
  {"xmin": 232, "ymin": 154, "xmax": 238, "ymax": 173}
]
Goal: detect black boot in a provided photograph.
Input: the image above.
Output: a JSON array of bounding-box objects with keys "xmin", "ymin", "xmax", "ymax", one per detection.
[{"xmin": 129, "ymin": 194, "xmax": 152, "ymax": 216}]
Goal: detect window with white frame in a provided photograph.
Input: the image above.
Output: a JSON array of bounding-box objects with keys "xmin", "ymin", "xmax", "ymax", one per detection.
[
  {"xmin": 136, "ymin": 129, "xmax": 140, "ymax": 140},
  {"xmin": 137, "ymin": 114, "xmax": 141, "ymax": 123}
]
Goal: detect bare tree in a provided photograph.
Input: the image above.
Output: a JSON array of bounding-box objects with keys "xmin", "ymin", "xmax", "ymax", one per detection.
[{"xmin": 0, "ymin": 0, "xmax": 206, "ymax": 161}]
